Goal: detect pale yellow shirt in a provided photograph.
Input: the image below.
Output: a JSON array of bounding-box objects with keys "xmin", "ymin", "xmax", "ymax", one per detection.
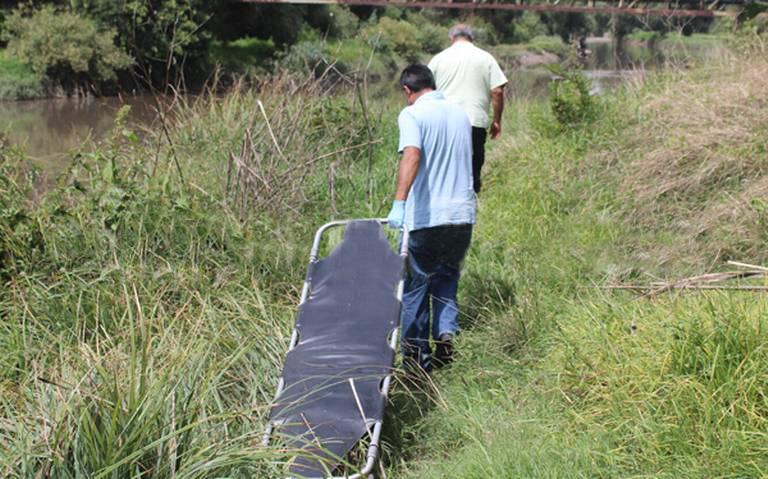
[{"xmin": 428, "ymin": 41, "xmax": 508, "ymax": 129}]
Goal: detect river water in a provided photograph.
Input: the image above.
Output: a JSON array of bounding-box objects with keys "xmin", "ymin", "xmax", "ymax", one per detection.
[{"xmin": 1, "ymin": 38, "xmax": 725, "ymax": 169}]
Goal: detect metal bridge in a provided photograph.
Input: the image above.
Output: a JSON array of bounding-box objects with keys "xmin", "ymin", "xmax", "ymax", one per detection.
[{"xmin": 241, "ymin": 0, "xmax": 759, "ymax": 18}]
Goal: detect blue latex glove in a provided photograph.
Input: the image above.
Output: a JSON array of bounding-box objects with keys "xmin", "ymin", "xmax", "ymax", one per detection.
[{"xmin": 387, "ymin": 200, "xmax": 406, "ymax": 229}]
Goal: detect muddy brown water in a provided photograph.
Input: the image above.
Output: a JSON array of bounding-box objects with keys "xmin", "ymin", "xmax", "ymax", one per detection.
[
  {"xmin": 2, "ymin": 39, "xmax": 726, "ymax": 172},
  {"xmin": 1, "ymin": 95, "xmax": 160, "ymax": 173}
]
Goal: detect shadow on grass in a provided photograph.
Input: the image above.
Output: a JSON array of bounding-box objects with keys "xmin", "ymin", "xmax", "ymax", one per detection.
[
  {"xmin": 378, "ymin": 368, "xmax": 442, "ymax": 475},
  {"xmin": 460, "ymin": 268, "xmax": 518, "ymax": 331}
]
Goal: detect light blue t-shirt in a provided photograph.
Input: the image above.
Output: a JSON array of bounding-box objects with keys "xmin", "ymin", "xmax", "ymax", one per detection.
[{"xmin": 398, "ymin": 90, "xmax": 476, "ymax": 230}]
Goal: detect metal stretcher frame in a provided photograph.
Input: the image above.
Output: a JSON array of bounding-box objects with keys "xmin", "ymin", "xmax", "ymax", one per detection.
[{"xmin": 262, "ymin": 219, "xmax": 409, "ymax": 479}]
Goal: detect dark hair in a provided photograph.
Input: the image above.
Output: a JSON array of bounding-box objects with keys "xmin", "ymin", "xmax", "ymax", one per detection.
[{"xmin": 399, "ymin": 64, "xmax": 436, "ymax": 93}]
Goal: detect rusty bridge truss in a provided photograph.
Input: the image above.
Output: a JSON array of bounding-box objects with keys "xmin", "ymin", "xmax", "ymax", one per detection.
[{"xmin": 241, "ymin": 0, "xmax": 761, "ymax": 17}]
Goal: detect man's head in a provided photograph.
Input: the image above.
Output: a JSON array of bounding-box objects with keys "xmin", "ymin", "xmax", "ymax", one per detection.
[
  {"xmin": 399, "ymin": 64, "xmax": 436, "ymax": 105},
  {"xmin": 449, "ymin": 24, "xmax": 474, "ymax": 43}
]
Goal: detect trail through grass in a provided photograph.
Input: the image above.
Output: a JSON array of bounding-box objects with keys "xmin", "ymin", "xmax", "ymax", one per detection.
[
  {"xmin": 394, "ymin": 35, "xmax": 768, "ymax": 479},
  {"xmin": 1, "ymin": 34, "xmax": 767, "ymax": 478}
]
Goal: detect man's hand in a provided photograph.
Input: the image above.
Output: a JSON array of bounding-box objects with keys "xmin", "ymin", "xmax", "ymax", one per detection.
[
  {"xmin": 490, "ymin": 120, "xmax": 501, "ymax": 139},
  {"xmin": 387, "ymin": 200, "xmax": 406, "ymax": 229}
]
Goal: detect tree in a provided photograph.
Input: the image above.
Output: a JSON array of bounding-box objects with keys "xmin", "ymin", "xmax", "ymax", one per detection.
[
  {"xmin": 366, "ymin": 17, "xmax": 421, "ymax": 61},
  {"xmin": 4, "ymin": 5, "xmax": 133, "ymax": 94},
  {"xmin": 71, "ymin": 0, "xmax": 213, "ymax": 88}
]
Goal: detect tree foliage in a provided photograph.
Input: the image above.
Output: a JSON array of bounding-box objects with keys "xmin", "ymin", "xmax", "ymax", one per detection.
[
  {"xmin": 3, "ymin": 5, "xmax": 132, "ymax": 93},
  {"xmin": 70, "ymin": 0, "xmax": 212, "ymax": 85},
  {"xmin": 368, "ymin": 17, "xmax": 422, "ymax": 61},
  {"xmin": 512, "ymin": 12, "xmax": 548, "ymax": 43}
]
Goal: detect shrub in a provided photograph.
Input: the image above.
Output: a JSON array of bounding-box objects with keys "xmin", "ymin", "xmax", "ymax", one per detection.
[
  {"xmin": 281, "ymin": 39, "xmax": 328, "ymax": 75},
  {"xmin": 404, "ymin": 12, "xmax": 449, "ymax": 54},
  {"xmin": 512, "ymin": 12, "xmax": 548, "ymax": 43},
  {"xmin": 327, "ymin": 4, "xmax": 360, "ymax": 38},
  {"xmin": 3, "ymin": 5, "xmax": 132, "ymax": 93},
  {"xmin": 547, "ymin": 64, "xmax": 596, "ymax": 129},
  {"xmin": 418, "ymin": 23, "xmax": 450, "ymax": 54},
  {"xmin": 0, "ymin": 51, "xmax": 45, "ymax": 100},
  {"xmin": 366, "ymin": 17, "xmax": 421, "ymax": 62},
  {"xmin": 529, "ymin": 35, "xmax": 569, "ymax": 56},
  {"xmin": 71, "ymin": 0, "xmax": 211, "ymax": 83},
  {"xmin": 466, "ymin": 17, "xmax": 499, "ymax": 46},
  {"xmin": 209, "ymin": 37, "xmax": 275, "ymax": 75}
]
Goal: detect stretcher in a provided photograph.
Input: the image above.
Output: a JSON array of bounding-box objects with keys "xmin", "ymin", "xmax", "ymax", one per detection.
[{"xmin": 262, "ymin": 219, "xmax": 409, "ymax": 478}]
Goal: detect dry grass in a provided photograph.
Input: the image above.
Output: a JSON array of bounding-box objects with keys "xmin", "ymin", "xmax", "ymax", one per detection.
[{"xmin": 616, "ymin": 48, "xmax": 768, "ymax": 269}]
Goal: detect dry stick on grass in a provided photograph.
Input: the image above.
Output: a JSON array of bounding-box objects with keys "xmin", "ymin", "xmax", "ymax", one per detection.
[
  {"xmin": 606, "ymin": 285, "xmax": 768, "ymax": 292},
  {"xmin": 262, "ymin": 140, "xmax": 384, "ymax": 207},
  {"xmin": 299, "ymin": 412, "xmax": 324, "ymax": 450},
  {"xmin": 728, "ymin": 260, "xmax": 768, "ymax": 272},
  {"xmin": 328, "ymin": 162, "xmax": 338, "ymax": 217},
  {"xmin": 355, "ymin": 77, "xmax": 375, "ymax": 202},
  {"xmin": 605, "ymin": 266, "xmax": 768, "ymax": 296},
  {"xmin": 647, "ymin": 270, "xmax": 767, "ymax": 286},
  {"xmin": 348, "ymin": 378, "xmax": 373, "ymax": 439},
  {"xmin": 257, "ymin": 100, "xmax": 287, "ymax": 162}
]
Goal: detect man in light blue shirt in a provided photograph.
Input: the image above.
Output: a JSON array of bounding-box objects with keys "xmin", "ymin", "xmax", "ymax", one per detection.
[{"xmin": 387, "ymin": 64, "xmax": 476, "ymax": 372}]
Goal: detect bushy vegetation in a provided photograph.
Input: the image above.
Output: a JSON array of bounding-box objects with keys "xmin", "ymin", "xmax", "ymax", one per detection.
[
  {"xmin": 3, "ymin": 5, "xmax": 132, "ymax": 94},
  {"xmin": 0, "ymin": 0, "xmax": 736, "ymax": 98},
  {"xmin": 0, "ymin": 73, "xmax": 398, "ymax": 476},
  {"xmin": 1, "ymin": 8, "xmax": 764, "ymax": 478},
  {"xmin": 0, "ymin": 2, "xmax": 598, "ymax": 97},
  {"xmin": 209, "ymin": 37, "xmax": 276, "ymax": 75},
  {"xmin": 0, "ymin": 50, "xmax": 44, "ymax": 100},
  {"xmin": 546, "ymin": 64, "xmax": 598, "ymax": 129}
]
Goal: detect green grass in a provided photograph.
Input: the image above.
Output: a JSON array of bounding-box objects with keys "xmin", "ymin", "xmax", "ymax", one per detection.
[
  {"xmin": 627, "ymin": 30, "xmax": 666, "ymax": 42},
  {"xmin": 392, "ymin": 40, "xmax": 768, "ymax": 478},
  {"xmin": 0, "ymin": 49, "xmax": 45, "ymax": 100},
  {"xmin": 528, "ymin": 35, "xmax": 569, "ymax": 56},
  {"xmin": 2, "ymin": 35, "xmax": 767, "ymax": 478},
  {"xmin": 209, "ymin": 37, "xmax": 276, "ymax": 74},
  {"xmin": 0, "ymin": 77, "xmax": 401, "ymax": 476}
]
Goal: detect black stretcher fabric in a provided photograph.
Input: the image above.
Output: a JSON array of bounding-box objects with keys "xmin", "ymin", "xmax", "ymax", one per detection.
[{"xmin": 269, "ymin": 221, "xmax": 404, "ymax": 477}]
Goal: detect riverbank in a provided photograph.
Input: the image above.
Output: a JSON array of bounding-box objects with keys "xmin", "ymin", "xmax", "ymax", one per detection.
[
  {"xmin": 395, "ymin": 34, "xmax": 768, "ymax": 478},
  {"xmin": 0, "ymin": 35, "xmax": 568, "ymax": 101},
  {"xmin": 1, "ymin": 34, "xmax": 729, "ymax": 164},
  {"xmin": 1, "ymin": 32, "xmax": 765, "ymax": 477}
]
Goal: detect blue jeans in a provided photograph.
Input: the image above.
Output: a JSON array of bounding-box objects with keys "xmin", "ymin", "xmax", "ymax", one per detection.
[{"xmin": 401, "ymin": 224, "xmax": 473, "ymax": 370}]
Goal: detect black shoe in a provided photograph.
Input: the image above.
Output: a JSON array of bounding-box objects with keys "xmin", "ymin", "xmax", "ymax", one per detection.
[{"xmin": 434, "ymin": 333, "xmax": 455, "ymax": 368}]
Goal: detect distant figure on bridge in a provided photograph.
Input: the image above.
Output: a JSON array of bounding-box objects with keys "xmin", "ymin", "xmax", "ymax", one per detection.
[{"xmin": 428, "ymin": 24, "xmax": 508, "ymax": 194}]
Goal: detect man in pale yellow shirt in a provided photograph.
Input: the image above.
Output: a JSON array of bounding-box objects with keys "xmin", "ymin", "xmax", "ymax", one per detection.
[{"xmin": 428, "ymin": 24, "xmax": 508, "ymax": 193}]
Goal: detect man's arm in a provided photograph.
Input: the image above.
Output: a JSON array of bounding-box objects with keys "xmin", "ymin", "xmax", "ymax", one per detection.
[
  {"xmin": 395, "ymin": 146, "xmax": 420, "ymax": 200},
  {"xmin": 490, "ymin": 85, "xmax": 505, "ymax": 139},
  {"xmin": 386, "ymin": 146, "xmax": 420, "ymax": 228}
]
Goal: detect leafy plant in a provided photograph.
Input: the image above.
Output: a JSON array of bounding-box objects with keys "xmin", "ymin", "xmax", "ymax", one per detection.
[
  {"xmin": 547, "ymin": 64, "xmax": 596, "ymax": 129},
  {"xmin": 71, "ymin": 0, "xmax": 212, "ymax": 87},
  {"xmin": 366, "ymin": 17, "xmax": 421, "ymax": 62},
  {"xmin": 3, "ymin": 5, "xmax": 132, "ymax": 94},
  {"xmin": 512, "ymin": 12, "xmax": 548, "ymax": 43},
  {"xmin": 0, "ymin": 51, "xmax": 45, "ymax": 99},
  {"xmin": 326, "ymin": 4, "xmax": 360, "ymax": 39}
]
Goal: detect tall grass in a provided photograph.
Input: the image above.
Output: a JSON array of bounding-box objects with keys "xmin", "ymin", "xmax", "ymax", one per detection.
[
  {"xmin": 2, "ymin": 35, "xmax": 767, "ymax": 478},
  {"xmin": 0, "ymin": 72, "xmax": 400, "ymax": 477},
  {"xmin": 396, "ymin": 37, "xmax": 768, "ymax": 478}
]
